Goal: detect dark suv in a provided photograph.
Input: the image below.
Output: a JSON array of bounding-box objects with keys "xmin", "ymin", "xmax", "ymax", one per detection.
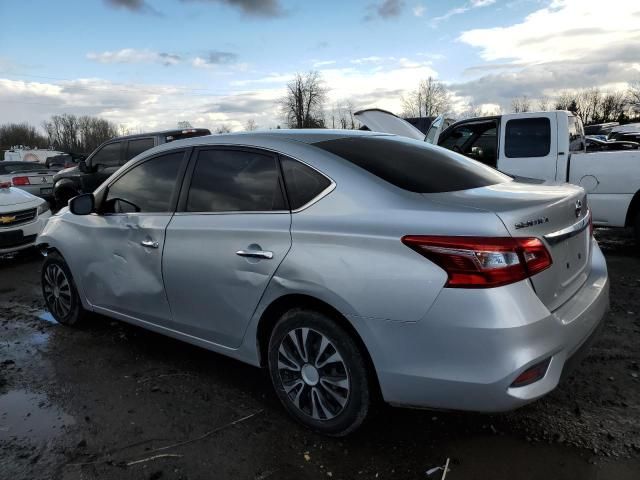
[{"xmin": 53, "ymin": 128, "xmax": 210, "ymax": 208}]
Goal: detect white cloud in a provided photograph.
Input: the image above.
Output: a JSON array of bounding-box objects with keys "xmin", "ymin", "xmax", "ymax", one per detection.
[
  {"xmin": 413, "ymin": 4, "xmax": 425, "ymax": 16},
  {"xmin": 459, "ymin": 0, "xmax": 640, "ymax": 64},
  {"xmin": 431, "ymin": 0, "xmax": 495, "ymax": 26},
  {"xmin": 313, "ymin": 60, "xmax": 337, "ymax": 67},
  {"xmin": 87, "ymin": 49, "xmax": 182, "ymax": 66}
]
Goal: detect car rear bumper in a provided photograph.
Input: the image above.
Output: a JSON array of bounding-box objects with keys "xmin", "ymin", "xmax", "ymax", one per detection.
[
  {"xmin": 0, "ymin": 213, "xmax": 51, "ymax": 254},
  {"xmin": 16, "ymin": 185, "xmax": 54, "ymax": 199},
  {"xmin": 361, "ymin": 238, "xmax": 609, "ymax": 412}
]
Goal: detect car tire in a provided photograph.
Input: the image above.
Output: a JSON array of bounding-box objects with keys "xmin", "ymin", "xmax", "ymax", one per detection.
[
  {"xmin": 268, "ymin": 308, "xmax": 371, "ymax": 436},
  {"xmin": 41, "ymin": 252, "xmax": 87, "ymax": 326},
  {"xmin": 635, "ymin": 212, "xmax": 640, "ymax": 245}
]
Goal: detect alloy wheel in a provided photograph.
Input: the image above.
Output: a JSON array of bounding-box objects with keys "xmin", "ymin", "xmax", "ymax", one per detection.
[
  {"xmin": 277, "ymin": 327, "xmax": 350, "ymax": 421},
  {"xmin": 43, "ymin": 263, "xmax": 72, "ymax": 319}
]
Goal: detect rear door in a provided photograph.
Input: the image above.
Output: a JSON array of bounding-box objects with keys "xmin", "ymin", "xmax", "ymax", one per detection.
[
  {"xmin": 498, "ymin": 112, "xmax": 558, "ymax": 180},
  {"xmin": 162, "ymin": 147, "xmax": 292, "ymax": 348}
]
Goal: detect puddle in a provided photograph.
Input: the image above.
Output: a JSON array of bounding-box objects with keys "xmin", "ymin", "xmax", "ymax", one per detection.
[
  {"xmin": 0, "ymin": 390, "xmax": 75, "ymax": 441},
  {"xmin": 37, "ymin": 311, "xmax": 58, "ymax": 324},
  {"xmin": 28, "ymin": 331, "xmax": 50, "ymax": 346}
]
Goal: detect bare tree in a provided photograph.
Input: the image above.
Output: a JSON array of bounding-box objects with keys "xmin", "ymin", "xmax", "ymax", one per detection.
[
  {"xmin": 245, "ymin": 119, "xmax": 258, "ymax": 131},
  {"xmin": 0, "ymin": 123, "xmax": 49, "ymax": 150},
  {"xmin": 177, "ymin": 121, "xmax": 193, "ymax": 128},
  {"xmin": 598, "ymin": 91, "xmax": 627, "ymax": 123},
  {"xmin": 628, "ymin": 80, "xmax": 640, "ymax": 117},
  {"xmin": 537, "ymin": 96, "xmax": 550, "ymax": 111},
  {"xmin": 215, "ymin": 124, "xmax": 232, "ymax": 134},
  {"xmin": 511, "ymin": 96, "xmax": 531, "ymax": 113},
  {"xmin": 281, "ymin": 71, "xmax": 327, "ymax": 128},
  {"xmin": 402, "ymin": 77, "xmax": 450, "ymax": 117},
  {"xmin": 41, "ymin": 114, "xmax": 118, "ymax": 153}
]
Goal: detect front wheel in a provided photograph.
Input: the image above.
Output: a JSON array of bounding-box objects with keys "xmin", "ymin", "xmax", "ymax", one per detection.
[
  {"xmin": 268, "ymin": 309, "xmax": 371, "ymax": 436},
  {"xmin": 41, "ymin": 252, "xmax": 87, "ymax": 326}
]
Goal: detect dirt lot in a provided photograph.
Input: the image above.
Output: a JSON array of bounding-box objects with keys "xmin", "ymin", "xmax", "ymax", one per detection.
[{"xmin": 1, "ymin": 229, "xmax": 639, "ymax": 480}]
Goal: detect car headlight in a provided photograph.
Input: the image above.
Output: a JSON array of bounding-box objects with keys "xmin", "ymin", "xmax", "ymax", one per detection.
[{"xmin": 37, "ymin": 202, "xmax": 50, "ymax": 216}]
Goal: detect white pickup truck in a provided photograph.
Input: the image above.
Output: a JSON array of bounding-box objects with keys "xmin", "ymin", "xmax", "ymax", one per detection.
[{"xmin": 355, "ymin": 109, "xmax": 640, "ymax": 241}]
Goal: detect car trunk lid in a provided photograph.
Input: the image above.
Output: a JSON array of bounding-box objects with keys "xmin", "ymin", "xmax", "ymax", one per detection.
[{"xmin": 428, "ymin": 180, "xmax": 591, "ymax": 311}]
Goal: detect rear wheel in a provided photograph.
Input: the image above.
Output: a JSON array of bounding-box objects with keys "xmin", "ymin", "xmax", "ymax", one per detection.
[
  {"xmin": 41, "ymin": 252, "xmax": 87, "ymax": 326},
  {"xmin": 267, "ymin": 308, "xmax": 371, "ymax": 436}
]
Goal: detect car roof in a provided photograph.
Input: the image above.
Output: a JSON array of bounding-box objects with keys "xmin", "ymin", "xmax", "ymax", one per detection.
[
  {"xmin": 157, "ymin": 129, "xmax": 394, "ymax": 148},
  {"xmin": 104, "ymin": 128, "xmax": 211, "ymax": 143}
]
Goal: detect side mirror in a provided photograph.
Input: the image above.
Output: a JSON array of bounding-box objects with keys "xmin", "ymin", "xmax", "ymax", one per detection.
[
  {"xmin": 78, "ymin": 159, "xmax": 88, "ymax": 172},
  {"xmin": 69, "ymin": 193, "xmax": 95, "ymax": 215}
]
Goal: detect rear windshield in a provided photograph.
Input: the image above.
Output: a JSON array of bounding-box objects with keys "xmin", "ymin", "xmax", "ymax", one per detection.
[
  {"xmin": 0, "ymin": 162, "xmax": 48, "ymax": 174},
  {"xmin": 312, "ymin": 136, "xmax": 509, "ymax": 193}
]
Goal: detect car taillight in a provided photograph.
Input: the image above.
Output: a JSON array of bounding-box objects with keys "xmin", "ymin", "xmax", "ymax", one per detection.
[
  {"xmin": 12, "ymin": 176, "xmax": 30, "ymax": 186},
  {"xmin": 401, "ymin": 235, "xmax": 552, "ymax": 288}
]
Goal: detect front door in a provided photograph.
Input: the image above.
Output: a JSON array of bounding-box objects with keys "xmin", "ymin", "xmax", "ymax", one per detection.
[
  {"xmin": 162, "ymin": 147, "xmax": 292, "ymax": 348},
  {"xmin": 79, "ymin": 150, "xmax": 188, "ymax": 324}
]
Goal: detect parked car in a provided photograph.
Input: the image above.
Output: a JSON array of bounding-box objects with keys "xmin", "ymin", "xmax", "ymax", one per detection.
[
  {"xmin": 37, "ymin": 130, "xmax": 608, "ymax": 435},
  {"xmin": 356, "ymin": 109, "xmax": 640, "ymax": 242},
  {"xmin": 584, "ymin": 122, "xmax": 618, "ymax": 136},
  {"xmin": 0, "ymin": 181, "xmax": 51, "ymax": 255},
  {"xmin": 586, "ymin": 137, "xmax": 640, "ymax": 152},
  {"xmin": 52, "ymin": 128, "xmax": 210, "ymax": 208},
  {"xmin": 45, "ymin": 153, "xmax": 85, "ymax": 171},
  {"xmin": 0, "ymin": 161, "xmax": 57, "ymax": 200}
]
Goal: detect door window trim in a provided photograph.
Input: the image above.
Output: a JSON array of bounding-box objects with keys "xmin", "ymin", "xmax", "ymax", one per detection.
[{"xmin": 94, "ymin": 148, "xmax": 191, "ymax": 216}]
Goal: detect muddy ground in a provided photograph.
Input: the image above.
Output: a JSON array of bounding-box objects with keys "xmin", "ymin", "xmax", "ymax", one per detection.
[{"xmin": 0, "ymin": 229, "xmax": 639, "ymax": 480}]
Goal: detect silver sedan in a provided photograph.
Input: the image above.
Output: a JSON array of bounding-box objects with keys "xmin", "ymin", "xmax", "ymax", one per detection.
[{"xmin": 36, "ymin": 130, "xmax": 609, "ymax": 435}]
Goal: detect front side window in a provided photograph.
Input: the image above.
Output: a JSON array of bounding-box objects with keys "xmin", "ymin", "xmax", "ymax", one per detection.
[
  {"xmin": 186, "ymin": 149, "xmax": 286, "ymax": 212},
  {"xmin": 91, "ymin": 142, "xmax": 122, "ymax": 168},
  {"xmin": 313, "ymin": 136, "xmax": 509, "ymax": 193},
  {"xmin": 504, "ymin": 118, "xmax": 551, "ymax": 158},
  {"xmin": 281, "ymin": 156, "xmax": 331, "ymax": 210},
  {"xmin": 126, "ymin": 138, "xmax": 155, "ymax": 161},
  {"xmin": 439, "ymin": 126, "xmax": 474, "ymax": 151},
  {"xmin": 104, "ymin": 151, "xmax": 184, "ymax": 213}
]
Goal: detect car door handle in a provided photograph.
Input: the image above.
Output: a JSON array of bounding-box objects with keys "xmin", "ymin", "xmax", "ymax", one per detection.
[
  {"xmin": 141, "ymin": 239, "xmax": 159, "ymax": 249},
  {"xmin": 236, "ymin": 249, "xmax": 273, "ymax": 259}
]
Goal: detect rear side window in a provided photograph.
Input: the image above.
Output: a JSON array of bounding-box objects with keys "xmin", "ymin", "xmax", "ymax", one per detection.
[
  {"xmin": 105, "ymin": 151, "xmax": 184, "ymax": 213},
  {"xmin": 504, "ymin": 118, "xmax": 551, "ymax": 158},
  {"xmin": 313, "ymin": 136, "xmax": 509, "ymax": 193},
  {"xmin": 186, "ymin": 149, "xmax": 286, "ymax": 212},
  {"xmin": 281, "ymin": 156, "xmax": 331, "ymax": 210},
  {"xmin": 127, "ymin": 138, "xmax": 155, "ymax": 161}
]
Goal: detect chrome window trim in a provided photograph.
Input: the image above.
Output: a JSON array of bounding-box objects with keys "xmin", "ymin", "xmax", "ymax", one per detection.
[{"xmin": 543, "ymin": 210, "xmax": 590, "ymax": 245}]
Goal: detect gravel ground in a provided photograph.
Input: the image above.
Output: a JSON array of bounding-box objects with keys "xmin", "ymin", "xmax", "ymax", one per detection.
[{"xmin": 0, "ymin": 229, "xmax": 639, "ymax": 480}]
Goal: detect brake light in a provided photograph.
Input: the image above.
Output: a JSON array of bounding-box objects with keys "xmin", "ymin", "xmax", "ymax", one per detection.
[
  {"xmin": 12, "ymin": 176, "xmax": 30, "ymax": 186},
  {"xmin": 0, "ymin": 181, "xmax": 11, "ymax": 189},
  {"xmin": 401, "ymin": 235, "xmax": 552, "ymax": 288}
]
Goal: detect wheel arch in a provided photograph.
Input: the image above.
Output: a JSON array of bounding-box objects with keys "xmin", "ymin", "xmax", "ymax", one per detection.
[
  {"xmin": 256, "ymin": 293, "xmax": 382, "ymax": 397},
  {"xmin": 624, "ymin": 189, "xmax": 640, "ymax": 227}
]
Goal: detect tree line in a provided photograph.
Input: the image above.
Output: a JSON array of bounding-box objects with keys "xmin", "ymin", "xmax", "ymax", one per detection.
[
  {"xmin": 3, "ymin": 75, "xmax": 640, "ymax": 153},
  {"xmin": 0, "ymin": 114, "xmax": 119, "ymax": 154}
]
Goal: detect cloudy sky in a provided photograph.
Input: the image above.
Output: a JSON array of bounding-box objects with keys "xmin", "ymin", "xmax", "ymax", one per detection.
[{"xmin": 1, "ymin": 0, "xmax": 639, "ymax": 132}]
